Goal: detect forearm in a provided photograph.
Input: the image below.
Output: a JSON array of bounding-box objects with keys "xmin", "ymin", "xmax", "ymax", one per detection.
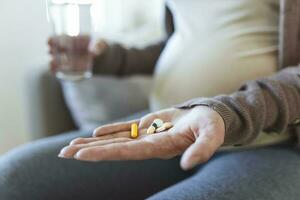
[
  {"xmin": 92, "ymin": 5, "xmax": 174, "ymax": 76},
  {"xmin": 176, "ymin": 65, "xmax": 300, "ymax": 145},
  {"xmin": 93, "ymin": 41, "xmax": 166, "ymax": 76}
]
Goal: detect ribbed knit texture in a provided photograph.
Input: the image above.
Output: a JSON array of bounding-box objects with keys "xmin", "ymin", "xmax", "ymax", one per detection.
[{"xmin": 176, "ymin": 66, "xmax": 300, "ymax": 145}]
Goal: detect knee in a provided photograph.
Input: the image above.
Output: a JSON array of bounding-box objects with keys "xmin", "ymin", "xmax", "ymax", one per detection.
[
  {"xmin": 0, "ymin": 131, "xmax": 88, "ymax": 200},
  {"xmin": 0, "ymin": 140, "xmax": 63, "ymax": 200},
  {"xmin": 0, "ymin": 145, "xmax": 35, "ymax": 199}
]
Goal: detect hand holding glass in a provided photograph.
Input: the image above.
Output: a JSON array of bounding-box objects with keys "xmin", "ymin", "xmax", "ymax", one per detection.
[{"xmin": 47, "ymin": 0, "xmax": 96, "ymax": 81}]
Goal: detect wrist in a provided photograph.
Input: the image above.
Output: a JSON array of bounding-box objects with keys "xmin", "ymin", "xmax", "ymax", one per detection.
[
  {"xmin": 175, "ymin": 98, "xmax": 236, "ymax": 145},
  {"xmin": 192, "ymin": 106, "xmax": 225, "ymax": 136}
]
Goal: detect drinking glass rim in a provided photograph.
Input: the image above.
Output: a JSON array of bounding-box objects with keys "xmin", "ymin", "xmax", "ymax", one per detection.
[{"xmin": 45, "ymin": 0, "xmax": 96, "ymax": 23}]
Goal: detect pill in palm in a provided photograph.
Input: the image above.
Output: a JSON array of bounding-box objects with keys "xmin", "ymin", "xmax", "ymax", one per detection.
[
  {"xmin": 147, "ymin": 118, "xmax": 163, "ymax": 134},
  {"xmin": 155, "ymin": 122, "xmax": 173, "ymax": 133},
  {"xmin": 147, "ymin": 126, "xmax": 156, "ymax": 134},
  {"xmin": 153, "ymin": 119, "xmax": 164, "ymax": 128},
  {"xmin": 163, "ymin": 122, "xmax": 173, "ymax": 129},
  {"xmin": 131, "ymin": 123, "xmax": 139, "ymax": 138}
]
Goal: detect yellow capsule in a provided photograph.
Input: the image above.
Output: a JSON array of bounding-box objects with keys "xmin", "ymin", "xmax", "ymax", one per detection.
[{"xmin": 131, "ymin": 123, "xmax": 139, "ymax": 138}]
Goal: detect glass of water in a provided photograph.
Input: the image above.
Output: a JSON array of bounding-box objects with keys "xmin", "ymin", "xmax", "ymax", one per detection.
[{"xmin": 46, "ymin": 0, "xmax": 97, "ymax": 81}]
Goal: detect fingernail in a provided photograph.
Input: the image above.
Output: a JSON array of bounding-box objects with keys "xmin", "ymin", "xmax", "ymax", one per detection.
[
  {"xmin": 74, "ymin": 152, "xmax": 81, "ymax": 159},
  {"xmin": 180, "ymin": 157, "xmax": 195, "ymax": 171},
  {"xmin": 180, "ymin": 161, "xmax": 190, "ymax": 171},
  {"xmin": 58, "ymin": 147, "xmax": 68, "ymax": 158},
  {"xmin": 92, "ymin": 130, "xmax": 98, "ymax": 137},
  {"xmin": 58, "ymin": 153, "xmax": 65, "ymax": 158},
  {"xmin": 181, "ymin": 163, "xmax": 193, "ymax": 171}
]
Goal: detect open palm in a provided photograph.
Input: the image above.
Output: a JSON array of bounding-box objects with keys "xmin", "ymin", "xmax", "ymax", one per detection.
[{"xmin": 59, "ymin": 106, "xmax": 225, "ymax": 170}]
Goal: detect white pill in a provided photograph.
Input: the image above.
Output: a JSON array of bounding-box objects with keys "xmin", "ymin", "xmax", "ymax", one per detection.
[
  {"xmin": 147, "ymin": 126, "xmax": 156, "ymax": 134},
  {"xmin": 163, "ymin": 122, "xmax": 173, "ymax": 129},
  {"xmin": 153, "ymin": 118, "xmax": 164, "ymax": 128},
  {"xmin": 155, "ymin": 122, "xmax": 173, "ymax": 133},
  {"xmin": 155, "ymin": 126, "xmax": 166, "ymax": 133}
]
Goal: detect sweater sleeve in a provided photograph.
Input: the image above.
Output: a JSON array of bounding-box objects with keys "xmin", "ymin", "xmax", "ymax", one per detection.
[
  {"xmin": 175, "ymin": 65, "xmax": 300, "ymax": 146},
  {"xmin": 92, "ymin": 41, "xmax": 166, "ymax": 76},
  {"xmin": 92, "ymin": 6, "xmax": 174, "ymax": 76}
]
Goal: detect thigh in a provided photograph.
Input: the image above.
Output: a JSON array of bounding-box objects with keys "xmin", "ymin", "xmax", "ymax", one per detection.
[
  {"xmin": 148, "ymin": 146, "xmax": 300, "ymax": 200},
  {"xmin": 0, "ymin": 130, "xmax": 189, "ymax": 200}
]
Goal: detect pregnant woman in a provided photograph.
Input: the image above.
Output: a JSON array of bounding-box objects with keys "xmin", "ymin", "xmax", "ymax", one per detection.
[{"xmin": 1, "ymin": 0, "xmax": 300, "ymax": 199}]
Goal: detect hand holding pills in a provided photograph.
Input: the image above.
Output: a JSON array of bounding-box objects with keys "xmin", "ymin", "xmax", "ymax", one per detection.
[{"xmin": 59, "ymin": 106, "xmax": 225, "ymax": 170}]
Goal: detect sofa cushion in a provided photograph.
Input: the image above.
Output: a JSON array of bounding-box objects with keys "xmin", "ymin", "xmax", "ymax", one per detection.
[{"xmin": 61, "ymin": 76, "xmax": 152, "ymax": 130}]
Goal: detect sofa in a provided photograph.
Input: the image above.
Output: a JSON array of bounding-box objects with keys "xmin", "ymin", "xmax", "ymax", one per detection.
[{"xmin": 24, "ymin": 66, "xmax": 152, "ymax": 139}]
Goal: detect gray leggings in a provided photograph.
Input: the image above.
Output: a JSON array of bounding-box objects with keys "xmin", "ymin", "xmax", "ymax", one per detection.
[{"xmin": 0, "ymin": 130, "xmax": 300, "ymax": 200}]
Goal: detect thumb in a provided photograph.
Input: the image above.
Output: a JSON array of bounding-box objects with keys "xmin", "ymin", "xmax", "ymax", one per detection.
[
  {"xmin": 89, "ymin": 39, "xmax": 108, "ymax": 56},
  {"xmin": 138, "ymin": 113, "xmax": 158, "ymax": 129},
  {"xmin": 180, "ymin": 130, "xmax": 220, "ymax": 170}
]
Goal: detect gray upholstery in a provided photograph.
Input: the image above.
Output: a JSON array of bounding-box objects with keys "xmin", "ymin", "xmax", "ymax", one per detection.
[
  {"xmin": 24, "ymin": 67, "xmax": 76, "ymax": 139},
  {"xmin": 23, "ymin": 66, "xmax": 151, "ymax": 139},
  {"xmin": 61, "ymin": 76, "xmax": 152, "ymax": 131}
]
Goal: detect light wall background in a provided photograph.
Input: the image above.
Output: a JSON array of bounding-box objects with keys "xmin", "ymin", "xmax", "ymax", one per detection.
[
  {"xmin": 0, "ymin": 0, "xmax": 164, "ymax": 154},
  {"xmin": 0, "ymin": 0, "xmax": 50, "ymax": 154}
]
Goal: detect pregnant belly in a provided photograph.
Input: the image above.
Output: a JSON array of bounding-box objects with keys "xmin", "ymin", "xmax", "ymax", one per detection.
[{"xmin": 150, "ymin": 36, "xmax": 277, "ymax": 111}]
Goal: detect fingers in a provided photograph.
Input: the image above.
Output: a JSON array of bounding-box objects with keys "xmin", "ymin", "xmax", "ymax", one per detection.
[
  {"xmin": 70, "ymin": 132, "xmax": 130, "ymax": 145},
  {"xmin": 59, "ymin": 137, "xmax": 133, "ymax": 158},
  {"xmin": 180, "ymin": 127, "xmax": 222, "ymax": 170},
  {"xmin": 74, "ymin": 141, "xmax": 153, "ymax": 161},
  {"xmin": 71, "ymin": 129, "xmax": 147, "ymax": 145},
  {"xmin": 48, "ymin": 35, "xmax": 91, "ymax": 55},
  {"xmin": 48, "ymin": 36, "xmax": 64, "ymax": 53},
  {"xmin": 48, "ymin": 36, "xmax": 60, "ymax": 73},
  {"xmin": 50, "ymin": 59, "xmax": 58, "ymax": 73},
  {"xmin": 60, "ymin": 129, "xmax": 148, "ymax": 158},
  {"xmin": 48, "ymin": 35, "xmax": 93, "ymax": 74},
  {"xmin": 74, "ymin": 133, "xmax": 180, "ymax": 161},
  {"xmin": 93, "ymin": 119, "xmax": 140, "ymax": 137},
  {"xmin": 48, "ymin": 37, "xmax": 55, "ymax": 47}
]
